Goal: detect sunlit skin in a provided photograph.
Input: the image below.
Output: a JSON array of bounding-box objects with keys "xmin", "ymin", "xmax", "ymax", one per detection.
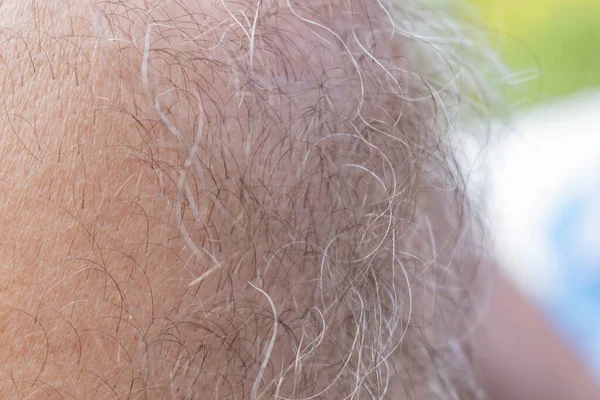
[
  {"xmin": 1, "ymin": 1, "xmax": 598, "ymax": 400},
  {"xmin": 1, "ymin": 1, "xmax": 469, "ymax": 398}
]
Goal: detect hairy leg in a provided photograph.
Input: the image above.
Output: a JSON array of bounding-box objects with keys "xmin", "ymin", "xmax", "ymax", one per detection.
[{"xmin": 0, "ymin": 0, "xmax": 485, "ymax": 398}]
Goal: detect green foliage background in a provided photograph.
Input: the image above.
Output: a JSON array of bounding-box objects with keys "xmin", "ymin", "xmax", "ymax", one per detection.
[{"xmin": 471, "ymin": 0, "xmax": 600, "ymax": 105}]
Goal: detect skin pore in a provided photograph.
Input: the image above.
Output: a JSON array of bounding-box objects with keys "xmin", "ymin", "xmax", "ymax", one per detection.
[{"xmin": 0, "ymin": 0, "xmax": 554, "ymax": 399}]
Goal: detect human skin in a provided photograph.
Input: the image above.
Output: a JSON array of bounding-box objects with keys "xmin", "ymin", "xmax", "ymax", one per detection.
[
  {"xmin": 0, "ymin": 0, "xmax": 493, "ymax": 399},
  {"xmin": 474, "ymin": 273, "xmax": 600, "ymax": 400},
  {"xmin": 4, "ymin": 1, "xmax": 600, "ymax": 400}
]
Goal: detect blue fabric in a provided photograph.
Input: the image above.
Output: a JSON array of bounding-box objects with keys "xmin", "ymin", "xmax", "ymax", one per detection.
[{"xmin": 545, "ymin": 186, "xmax": 600, "ymax": 379}]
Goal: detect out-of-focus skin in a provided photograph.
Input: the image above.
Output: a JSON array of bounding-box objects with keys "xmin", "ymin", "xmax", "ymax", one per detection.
[{"xmin": 474, "ymin": 273, "xmax": 600, "ymax": 400}]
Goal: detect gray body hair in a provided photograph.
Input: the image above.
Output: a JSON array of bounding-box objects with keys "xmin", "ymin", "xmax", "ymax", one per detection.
[
  {"xmin": 113, "ymin": 0, "xmax": 500, "ymax": 398},
  {"xmin": 0, "ymin": 0, "xmax": 504, "ymax": 398}
]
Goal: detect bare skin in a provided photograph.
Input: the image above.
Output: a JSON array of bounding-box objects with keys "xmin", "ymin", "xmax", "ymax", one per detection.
[
  {"xmin": 0, "ymin": 2, "xmax": 200, "ymax": 397},
  {"xmin": 1, "ymin": 0, "xmax": 597, "ymax": 399},
  {"xmin": 474, "ymin": 273, "xmax": 600, "ymax": 400},
  {"xmin": 1, "ymin": 1, "xmax": 454, "ymax": 398}
]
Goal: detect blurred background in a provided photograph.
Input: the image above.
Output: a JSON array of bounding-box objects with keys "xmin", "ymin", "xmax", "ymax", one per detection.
[
  {"xmin": 473, "ymin": 0, "xmax": 600, "ymax": 102},
  {"xmin": 469, "ymin": 0, "xmax": 600, "ymax": 382}
]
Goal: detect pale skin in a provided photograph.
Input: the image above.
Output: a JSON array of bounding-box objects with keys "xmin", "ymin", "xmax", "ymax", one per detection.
[{"xmin": 0, "ymin": 0, "xmax": 598, "ymax": 399}]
